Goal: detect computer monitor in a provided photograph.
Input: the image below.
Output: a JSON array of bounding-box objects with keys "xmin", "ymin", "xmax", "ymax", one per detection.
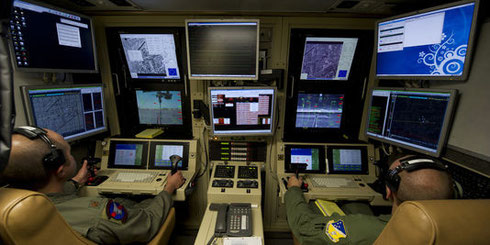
[
  {"xmin": 366, "ymin": 88, "xmax": 458, "ymax": 157},
  {"xmin": 300, "ymin": 37, "xmax": 358, "ymax": 80},
  {"xmin": 186, "ymin": 19, "xmax": 259, "ymax": 80},
  {"xmin": 376, "ymin": 0, "xmax": 479, "ymax": 80},
  {"xmin": 9, "ymin": 0, "xmax": 97, "ymax": 73},
  {"xmin": 209, "ymin": 87, "xmax": 276, "ymax": 136},
  {"xmin": 135, "ymin": 90, "xmax": 183, "ymax": 125},
  {"xmin": 148, "ymin": 142, "xmax": 189, "ymax": 170},
  {"xmin": 326, "ymin": 146, "xmax": 368, "ymax": 175},
  {"xmin": 295, "ymin": 92, "xmax": 344, "ymax": 129},
  {"xmin": 284, "ymin": 145, "xmax": 326, "ymax": 174},
  {"xmin": 107, "ymin": 140, "xmax": 148, "ymax": 169},
  {"xmin": 21, "ymin": 84, "xmax": 107, "ymax": 142},
  {"xmin": 119, "ymin": 33, "xmax": 180, "ymax": 80}
]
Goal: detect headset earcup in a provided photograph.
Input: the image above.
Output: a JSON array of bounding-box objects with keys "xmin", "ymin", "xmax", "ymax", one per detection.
[{"xmin": 43, "ymin": 149, "xmax": 65, "ymax": 168}]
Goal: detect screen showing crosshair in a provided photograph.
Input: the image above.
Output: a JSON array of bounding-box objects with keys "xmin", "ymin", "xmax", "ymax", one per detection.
[
  {"xmin": 295, "ymin": 93, "xmax": 344, "ymax": 129},
  {"xmin": 135, "ymin": 90, "xmax": 183, "ymax": 125},
  {"xmin": 367, "ymin": 89, "xmax": 455, "ymax": 155}
]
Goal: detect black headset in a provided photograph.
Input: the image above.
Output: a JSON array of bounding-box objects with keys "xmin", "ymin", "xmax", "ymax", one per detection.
[
  {"xmin": 385, "ymin": 155, "xmax": 448, "ymax": 192},
  {"xmin": 12, "ymin": 126, "xmax": 65, "ymax": 168}
]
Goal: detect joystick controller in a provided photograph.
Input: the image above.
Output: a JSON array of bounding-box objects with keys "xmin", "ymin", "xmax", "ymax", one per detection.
[
  {"xmin": 282, "ymin": 176, "xmax": 309, "ymax": 192},
  {"xmin": 84, "ymin": 157, "xmax": 108, "ymax": 186}
]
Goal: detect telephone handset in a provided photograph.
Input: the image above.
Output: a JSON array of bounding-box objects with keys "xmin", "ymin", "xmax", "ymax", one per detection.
[{"xmin": 209, "ymin": 203, "xmax": 253, "ymax": 237}]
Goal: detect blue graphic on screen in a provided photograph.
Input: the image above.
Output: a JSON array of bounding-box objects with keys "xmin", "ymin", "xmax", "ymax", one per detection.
[
  {"xmin": 376, "ymin": 3, "xmax": 475, "ymax": 77},
  {"xmin": 136, "ymin": 90, "xmax": 183, "ymax": 125}
]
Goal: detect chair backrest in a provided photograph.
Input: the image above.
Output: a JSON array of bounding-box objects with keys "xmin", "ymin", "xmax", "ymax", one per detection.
[
  {"xmin": 0, "ymin": 188, "xmax": 176, "ymax": 245},
  {"xmin": 374, "ymin": 199, "xmax": 490, "ymax": 245}
]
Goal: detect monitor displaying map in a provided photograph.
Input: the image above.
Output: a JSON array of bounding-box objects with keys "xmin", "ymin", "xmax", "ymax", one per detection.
[
  {"xmin": 300, "ymin": 37, "xmax": 358, "ymax": 80},
  {"xmin": 135, "ymin": 90, "xmax": 183, "ymax": 125},
  {"xmin": 120, "ymin": 34, "xmax": 180, "ymax": 79}
]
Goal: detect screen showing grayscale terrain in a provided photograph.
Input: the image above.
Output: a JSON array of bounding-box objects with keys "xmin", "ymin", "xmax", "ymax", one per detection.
[
  {"xmin": 300, "ymin": 37, "xmax": 358, "ymax": 80},
  {"xmin": 136, "ymin": 90, "xmax": 183, "ymax": 125},
  {"xmin": 120, "ymin": 34, "xmax": 180, "ymax": 79},
  {"xmin": 295, "ymin": 93, "xmax": 344, "ymax": 128}
]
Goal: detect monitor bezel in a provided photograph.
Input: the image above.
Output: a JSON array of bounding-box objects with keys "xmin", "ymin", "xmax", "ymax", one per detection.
[
  {"xmin": 116, "ymin": 28, "xmax": 185, "ymax": 82},
  {"xmin": 326, "ymin": 145, "xmax": 369, "ymax": 175},
  {"xmin": 284, "ymin": 145, "xmax": 326, "ymax": 174},
  {"xmin": 374, "ymin": 0, "xmax": 480, "ymax": 80},
  {"xmin": 9, "ymin": 0, "xmax": 98, "ymax": 73},
  {"xmin": 107, "ymin": 140, "xmax": 149, "ymax": 169},
  {"xmin": 20, "ymin": 83, "xmax": 108, "ymax": 142},
  {"xmin": 185, "ymin": 19, "xmax": 260, "ymax": 81},
  {"xmin": 365, "ymin": 87, "xmax": 458, "ymax": 157},
  {"xmin": 208, "ymin": 86, "xmax": 277, "ymax": 136},
  {"xmin": 148, "ymin": 141, "xmax": 189, "ymax": 170}
]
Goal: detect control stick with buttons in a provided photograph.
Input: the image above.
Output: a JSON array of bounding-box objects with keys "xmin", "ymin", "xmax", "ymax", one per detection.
[{"xmin": 169, "ymin": 154, "xmax": 186, "ymax": 186}]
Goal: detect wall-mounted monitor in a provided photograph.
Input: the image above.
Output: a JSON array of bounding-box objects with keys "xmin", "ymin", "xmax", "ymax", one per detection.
[
  {"xmin": 120, "ymin": 33, "xmax": 181, "ymax": 80},
  {"xmin": 21, "ymin": 84, "xmax": 107, "ymax": 142},
  {"xmin": 135, "ymin": 90, "xmax": 183, "ymax": 125},
  {"xmin": 209, "ymin": 87, "xmax": 275, "ymax": 136},
  {"xmin": 376, "ymin": 0, "xmax": 479, "ymax": 80},
  {"xmin": 148, "ymin": 142, "xmax": 189, "ymax": 170},
  {"xmin": 186, "ymin": 19, "xmax": 259, "ymax": 80},
  {"xmin": 295, "ymin": 92, "xmax": 344, "ymax": 129},
  {"xmin": 9, "ymin": 0, "xmax": 97, "ymax": 73},
  {"xmin": 300, "ymin": 37, "xmax": 358, "ymax": 80},
  {"xmin": 366, "ymin": 88, "xmax": 457, "ymax": 157},
  {"xmin": 284, "ymin": 145, "xmax": 326, "ymax": 174}
]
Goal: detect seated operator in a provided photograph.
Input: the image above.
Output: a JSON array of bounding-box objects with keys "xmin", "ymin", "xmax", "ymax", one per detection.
[
  {"xmin": 285, "ymin": 154, "xmax": 454, "ymax": 244},
  {"xmin": 1, "ymin": 126, "xmax": 185, "ymax": 244}
]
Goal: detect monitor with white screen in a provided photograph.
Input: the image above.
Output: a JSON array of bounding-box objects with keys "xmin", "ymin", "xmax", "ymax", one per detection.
[
  {"xmin": 148, "ymin": 142, "xmax": 189, "ymax": 170},
  {"xmin": 376, "ymin": 1, "xmax": 479, "ymax": 80},
  {"xmin": 21, "ymin": 84, "xmax": 107, "ymax": 142},
  {"xmin": 135, "ymin": 90, "xmax": 183, "ymax": 125},
  {"xmin": 326, "ymin": 146, "xmax": 368, "ymax": 175},
  {"xmin": 120, "ymin": 33, "xmax": 180, "ymax": 80},
  {"xmin": 300, "ymin": 37, "xmax": 358, "ymax": 80},
  {"xmin": 9, "ymin": 0, "xmax": 97, "ymax": 72},
  {"xmin": 285, "ymin": 145, "xmax": 326, "ymax": 174},
  {"xmin": 107, "ymin": 141, "xmax": 148, "ymax": 169},
  {"xmin": 209, "ymin": 87, "xmax": 276, "ymax": 136},
  {"xmin": 366, "ymin": 88, "xmax": 457, "ymax": 157},
  {"xmin": 295, "ymin": 92, "xmax": 344, "ymax": 129},
  {"xmin": 186, "ymin": 20, "xmax": 259, "ymax": 80}
]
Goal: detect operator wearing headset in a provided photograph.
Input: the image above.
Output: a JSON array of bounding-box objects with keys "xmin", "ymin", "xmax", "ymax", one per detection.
[
  {"xmin": 285, "ymin": 154, "xmax": 455, "ymax": 245},
  {"xmin": 1, "ymin": 126, "xmax": 185, "ymax": 244}
]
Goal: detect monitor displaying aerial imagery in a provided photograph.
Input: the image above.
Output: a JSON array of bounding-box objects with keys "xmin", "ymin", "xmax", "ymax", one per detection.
[
  {"xmin": 295, "ymin": 93, "xmax": 344, "ymax": 129},
  {"xmin": 135, "ymin": 90, "xmax": 183, "ymax": 125},
  {"xmin": 120, "ymin": 34, "xmax": 180, "ymax": 80},
  {"xmin": 300, "ymin": 37, "xmax": 358, "ymax": 80}
]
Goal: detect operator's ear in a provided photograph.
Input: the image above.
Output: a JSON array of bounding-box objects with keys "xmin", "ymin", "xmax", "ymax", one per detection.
[
  {"xmin": 385, "ymin": 185, "xmax": 393, "ymax": 200},
  {"xmin": 55, "ymin": 163, "xmax": 69, "ymax": 180}
]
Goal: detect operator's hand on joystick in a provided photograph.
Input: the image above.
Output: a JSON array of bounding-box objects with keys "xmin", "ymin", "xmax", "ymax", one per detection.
[
  {"xmin": 72, "ymin": 160, "xmax": 91, "ymax": 185},
  {"xmin": 164, "ymin": 171, "xmax": 185, "ymax": 194},
  {"xmin": 288, "ymin": 175, "xmax": 303, "ymax": 188}
]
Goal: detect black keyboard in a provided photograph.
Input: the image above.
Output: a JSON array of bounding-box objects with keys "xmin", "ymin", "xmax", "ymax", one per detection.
[
  {"xmin": 446, "ymin": 162, "xmax": 489, "ymax": 199},
  {"xmin": 238, "ymin": 166, "xmax": 258, "ymax": 179},
  {"xmin": 215, "ymin": 165, "xmax": 235, "ymax": 178}
]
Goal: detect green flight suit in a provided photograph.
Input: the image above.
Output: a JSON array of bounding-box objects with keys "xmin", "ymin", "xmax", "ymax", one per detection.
[
  {"xmin": 285, "ymin": 186, "xmax": 391, "ymax": 245},
  {"xmin": 47, "ymin": 182, "xmax": 173, "ymax": 244}
]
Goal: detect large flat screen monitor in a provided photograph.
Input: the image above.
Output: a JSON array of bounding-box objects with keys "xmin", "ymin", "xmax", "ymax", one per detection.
[
  {"xmin": 366, "ymin": 88, "xmax": 457, "ymax": 157},
  {"xmin": 186, "ymin": 20, "xmax": 259, "ymax": 80},
  {"xmin": 135, "ymin": 90, "xmax": 183, "ymax": 125},
  {"xmin": 295, "ymin": 92, "xmax": 344, "ymax": 129},
  {"xmin": 9, "ymin": 0, "xmax": 97, "ymax": 73},
  {"xmin": 209, "ymin": 87, "xmax": 275, "ymax": 136},
  {"xmin": 376, "ymin": 0, "xmax": 479, "ymax": 80},
  {"xmin": 300, "ymin": 37, "xmax": 358, "ymax": 80},
  {"xmin": 21, "ymin": 84, "xmax": 107, "ymax": 142},
  {"xmin": 284, "ymin": 145, "xmax": 326, "ymax": 174},
  {"xmin": 120, "ymin": 33, "xmax": 181, "ymax": 80}
]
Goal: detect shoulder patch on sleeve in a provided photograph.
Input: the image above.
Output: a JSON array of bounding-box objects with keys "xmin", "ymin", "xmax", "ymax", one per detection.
[
  {"xmin": 325, "ymin": 219, "xmax": 347, "ymax": 243},
  {"xmin": 105, "ymin": 200, "xmax": 128, "ymax": 224}
]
